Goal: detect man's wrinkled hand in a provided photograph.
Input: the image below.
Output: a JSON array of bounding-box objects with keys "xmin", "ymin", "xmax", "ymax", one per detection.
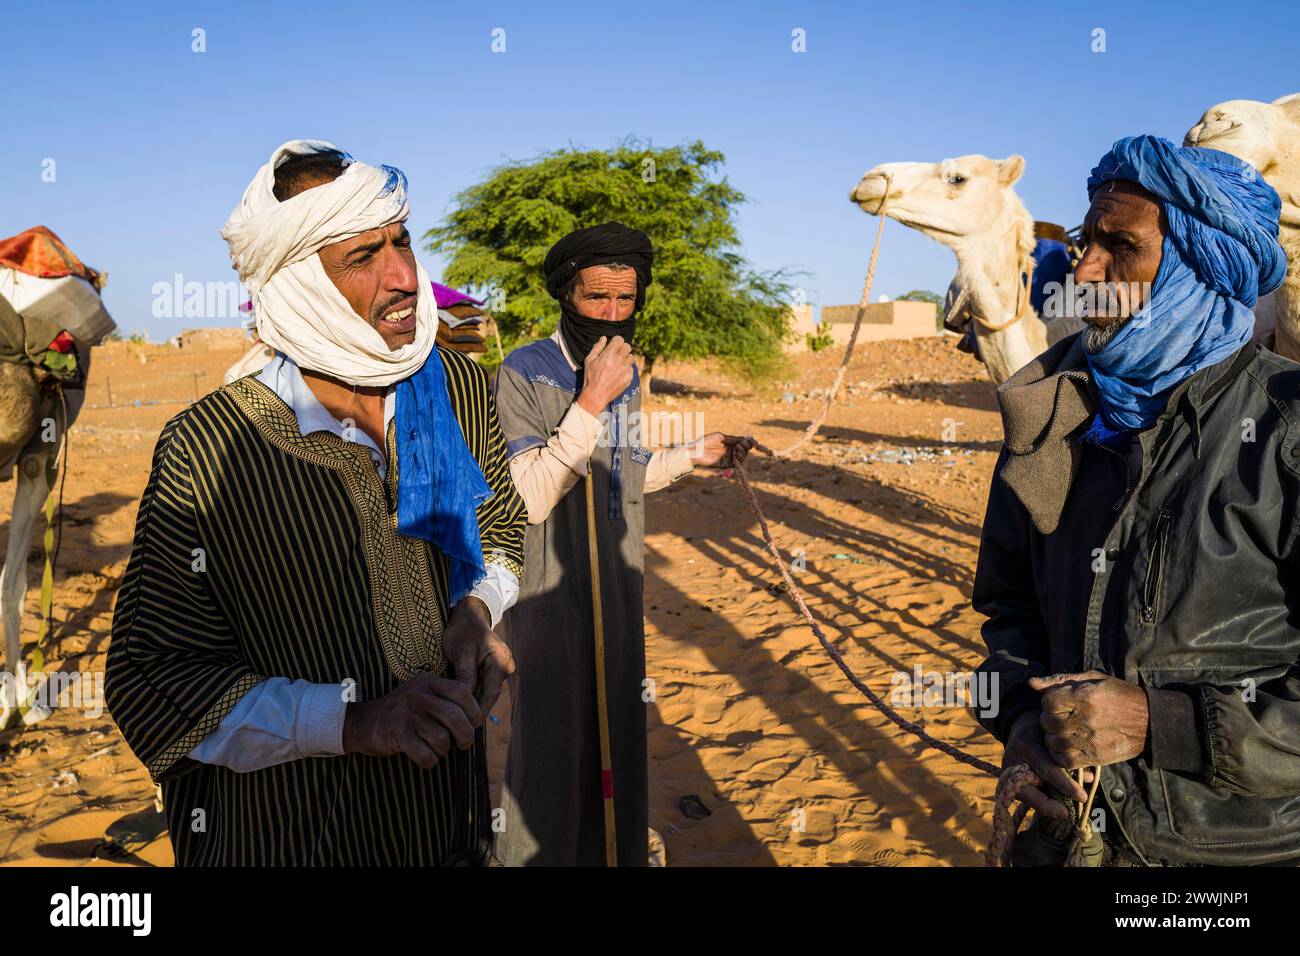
[
  {"xmin": 689, "ymin": 433, "xmax": 757, "ymax": 469},
  {"xmin": 1029, "ymin": 670, "xmax": 1149, "ymax": 769},
  {"xmin": 1002, "ymin": 709, "xmax": 1091, "ymax": 821},
  {"xmin": 342, "ymin": 672, "xmax": 483, "ymax": 769},
  {"xmin": 442, "ymin": 596, "xmax": 515, "ymax": 716}
]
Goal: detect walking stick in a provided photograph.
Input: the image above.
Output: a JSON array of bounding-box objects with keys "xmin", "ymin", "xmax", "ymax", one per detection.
[{"xmin": 583, "ymin": 471, "xmax": 618, "ymax": 867}]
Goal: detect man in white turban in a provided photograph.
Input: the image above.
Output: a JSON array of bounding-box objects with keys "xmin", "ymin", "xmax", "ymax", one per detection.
[{"xmin": 106, "ymin": 141, "xmax": 527, "ymax": 866}]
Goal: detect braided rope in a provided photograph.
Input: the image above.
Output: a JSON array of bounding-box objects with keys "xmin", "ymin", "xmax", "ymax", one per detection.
[
  {"xmin": 732, "ymin": 459, "xmax": 1111, "ymax": 865},
  {"xmin": 777, "ymin": 176, "xmax": 891, "ymax": 458}
]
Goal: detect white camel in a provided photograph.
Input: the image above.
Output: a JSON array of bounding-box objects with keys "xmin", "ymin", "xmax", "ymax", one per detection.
[
  {"xmin": 850, "ymin": 155, "xmax": 1084, "ymax": 384},
  {"xmin": 1185, "ymin": 93, "xmax": 1300, "ymax": 361},
  {"xmin": 0, "ymin": 248, "xmax": 114, "ymax": 727}
]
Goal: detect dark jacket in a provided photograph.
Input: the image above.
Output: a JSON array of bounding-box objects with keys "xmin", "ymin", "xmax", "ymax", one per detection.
[{"xmin": 974, "ymin": 334, "xmax": 1300, "ymax": 866}]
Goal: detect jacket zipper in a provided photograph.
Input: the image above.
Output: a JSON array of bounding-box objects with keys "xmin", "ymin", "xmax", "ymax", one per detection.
[{"xmin": 1140, "ymin": 509, "xmax": 1172, "ymax": 625}]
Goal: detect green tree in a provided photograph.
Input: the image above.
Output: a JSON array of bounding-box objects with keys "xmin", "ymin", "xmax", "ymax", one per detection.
[{"xmin": 424, "ymin": 139, "xmax": 794, "ymax": 388}]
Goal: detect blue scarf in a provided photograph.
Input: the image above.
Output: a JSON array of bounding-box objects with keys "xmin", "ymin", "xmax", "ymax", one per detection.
[
  {"xmin": 1082, "ymin": 135, "xmax": 1286, "ymax": 433},
  {"xmin": 395, "ymin": 348, "xmax": 494, "ymax": 604}
]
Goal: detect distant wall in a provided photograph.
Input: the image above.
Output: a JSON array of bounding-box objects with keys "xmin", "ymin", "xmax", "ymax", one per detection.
[
  {"xmin": 783, "ymin": 304, "xmax": 817, "ymax": 352},
  {"xmin": 820, "ymin": 301, "xmax": 938, "ymax": 344},
  {"xmin": 171, "ymin": 327, "xmax": 250, "ymax": 352}
]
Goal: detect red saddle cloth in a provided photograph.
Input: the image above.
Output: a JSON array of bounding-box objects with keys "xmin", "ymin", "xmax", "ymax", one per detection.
[{"xmin": 0, "ymin": 226, "xmax": 101, "ymax": 287}]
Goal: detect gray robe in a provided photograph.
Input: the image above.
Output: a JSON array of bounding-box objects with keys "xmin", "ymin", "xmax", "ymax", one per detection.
[{"xmin": 492, "ymin": 336, "xmax": 650, "ymax": 866}]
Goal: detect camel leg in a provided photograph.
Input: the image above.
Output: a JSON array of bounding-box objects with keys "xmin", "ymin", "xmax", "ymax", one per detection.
[{"xmin": 0, "ymin": 447, "xmax": 53, "ymax": 724}]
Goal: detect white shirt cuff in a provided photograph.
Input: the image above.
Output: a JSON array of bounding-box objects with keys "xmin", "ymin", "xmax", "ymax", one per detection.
[
  {"xmin": 469, "ymin": 562, "xmax": 521, "ymax": 629},
  {"xmin": 296, "ymin": 681, "xmax": 348, "ymax": 756}
]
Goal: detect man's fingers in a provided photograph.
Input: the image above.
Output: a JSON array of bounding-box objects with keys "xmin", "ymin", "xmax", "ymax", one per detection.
[
  {"xmin": 1038, "ymin": 762, "xmax": 1088, "ymax": 803},
  {"xmin": 1043, "ymin": 732, "xmax": 1079, "ymax": 753},
  {"xmin": 422, "ymin": 697, "xmax": 476, "ymax": 750},
  {"xmin": 1049, "ymin": 747, "xmax": 1090, "ymax": 772},
  {"xmin": 1029, "ymin": 670, "xmax": 1107, "ymax": 692},
  {"xmin": 585, "ymin": 337, "xmax": 608, "ymax": 366},
  {"xmin": 477, "ymin": 659, "xmax": 506, "ymax": 716},
  {"xmin": 1010, "ymin": 744, "xmax": 1088, "ymax": 803},
  {"xmin": 451, "ymin": 640, "xmax": 477, "ymax": 689},
  {"xmin": 401, "ymin": 732, "xmax": 442, "ymax": 769},
  {"xmin": 1038, "ymin": 710, "xmax": 1073, "ymax": 734},
  {"xmin": 423, "ymin": 675, "xmax": 484, "ymax": 728},
  {"xmin": 1015, "ymin": 784, "xmax": 1071, "ymax": 821},
  {"xmin": 1037, "ymin": 686, "xmax": 1076, "ymax": 714},
  {"xmin": 1028, "ymin": 673, "xmax": 1072, "ymax": 692},
  {"xmin": 418, "ymin": 720, "xmax": 452, "ymax": 756}
]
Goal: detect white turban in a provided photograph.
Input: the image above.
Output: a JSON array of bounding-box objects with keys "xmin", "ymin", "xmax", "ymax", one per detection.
[{"xmin": 220, "ymin": 139, "xmax": 435, "ymax": 386}]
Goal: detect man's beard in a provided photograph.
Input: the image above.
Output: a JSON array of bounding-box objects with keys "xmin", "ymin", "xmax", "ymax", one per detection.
[
  {"xmin": 1078, "ymin": 281, "xmax": 1136, "ymax": 354},
  {"xmin": 1084, "ymin": 319, "xmax": 1128, "ymax": 353}
]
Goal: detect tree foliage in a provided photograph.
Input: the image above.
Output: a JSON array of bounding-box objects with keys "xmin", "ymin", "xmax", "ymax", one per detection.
[{"xmin": 424, "ymin": 139, "xmax": 793, "ymax": 381}]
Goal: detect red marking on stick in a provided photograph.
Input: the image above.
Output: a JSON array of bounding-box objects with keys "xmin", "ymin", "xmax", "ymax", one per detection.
[{"xmin": 602, "ymin": 769, "xmax": 614, "ymax": 799}]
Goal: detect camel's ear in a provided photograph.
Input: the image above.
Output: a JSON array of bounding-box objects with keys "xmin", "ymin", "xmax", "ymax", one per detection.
[
  {"xmin": 1274, "ymin": 92, "xmax": 1300, "ymax": 123},
  {"xmin": 997, "ymin": 155, "xmax": 1025, "ymax": 187}
]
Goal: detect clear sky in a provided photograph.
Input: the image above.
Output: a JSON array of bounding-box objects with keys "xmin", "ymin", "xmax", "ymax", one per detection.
[{"xmin": 2, "ymin": 0, "xmax": 1296, "ymax": 338}]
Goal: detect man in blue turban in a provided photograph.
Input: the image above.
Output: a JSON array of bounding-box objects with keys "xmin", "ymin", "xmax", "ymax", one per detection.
[{"xmin": 972, "ymin": 135, "xmax": 1300, "ymax": 865}]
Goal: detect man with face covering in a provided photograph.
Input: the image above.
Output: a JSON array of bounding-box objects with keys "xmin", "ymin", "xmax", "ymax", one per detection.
[
  {"xmin": 973, "ymin": 135, "xmax": 1300, "ymax": 865},
  {"xmin": 106, "ymin": 141, "xmax": 526, "ymax": 865},
  {"xmin": 492, "ymin": 222, "xmax": 756, "ymax": 865}
]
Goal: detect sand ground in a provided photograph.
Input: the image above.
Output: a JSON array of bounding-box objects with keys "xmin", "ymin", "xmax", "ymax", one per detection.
[{"xmin": 0, "ymin": 334, "xmax": 1006, "ymax": 866}]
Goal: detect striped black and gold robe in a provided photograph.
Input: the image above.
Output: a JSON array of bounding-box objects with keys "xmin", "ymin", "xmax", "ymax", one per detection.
[{"xmin": 106, "ymin": 348, "xmax": 525, "ymax": 866}]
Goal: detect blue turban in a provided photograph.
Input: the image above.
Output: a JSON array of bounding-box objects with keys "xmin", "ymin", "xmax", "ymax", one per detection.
[{"xmin": 1079, "ymin": 135, "xmax": 1286, "ymax": 435}]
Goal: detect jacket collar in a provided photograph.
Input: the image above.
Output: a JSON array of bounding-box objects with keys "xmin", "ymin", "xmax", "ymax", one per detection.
[{"xmin": 995, "ymin": 332, "xmax": 1256, "ymax": 534}]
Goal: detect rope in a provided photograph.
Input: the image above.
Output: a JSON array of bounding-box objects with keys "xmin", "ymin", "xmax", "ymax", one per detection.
[
  {"xmin": 776, "ymin": 176, "xmax": 891, "ymax": 458},
  {"xmin": 735, "ymin": 458, "xmax": 1102, "ymax": 865},
  {"xmin": 968, "ymin": 254, "xmax": 1036, "ymax": 333},
  {"xmin": 729, "ymin": 206, "xmax": 1101, "ymax": 860},
  {"xmin": 948, "ymin": 252, "xmax": 1036, "ymax": 336},
  {"xmin": 986, "ymin": 763, "xmax": 1036, "ymax": 866},
  {"xmin": 733, "ymin": 460, "xmax": 1000, "ymax": 776}
]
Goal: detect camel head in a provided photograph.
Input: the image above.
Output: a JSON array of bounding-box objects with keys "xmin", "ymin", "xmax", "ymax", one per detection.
[
  {"xmin": 1184, "ymin": 94, "xmax": 1300, "ymax": 215},
  {"xmin": 848, "ymin": 155, "xmax": 1044, "ymax": 384},
  {"xmin": 849, "ymin": 155, "xmax": 1029, "ymax": 249}
]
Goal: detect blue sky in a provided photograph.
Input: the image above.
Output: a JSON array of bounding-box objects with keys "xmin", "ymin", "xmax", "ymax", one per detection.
[{"xmin": 1, "ymin": 0, "xmax": 1296, "ymax": 338}]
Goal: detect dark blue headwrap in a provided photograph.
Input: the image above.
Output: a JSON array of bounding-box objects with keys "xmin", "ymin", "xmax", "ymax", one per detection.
[{"xmin": 1081, "ymin": 134, "xmax": 1286, "ymax": 435}]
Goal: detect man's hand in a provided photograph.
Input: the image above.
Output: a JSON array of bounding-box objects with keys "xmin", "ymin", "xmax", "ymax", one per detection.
[
  {"xmin": 689, "ymin": 433, "xmax": 758, "ymax": 469},
  {"xmin": 1029, "ymin": 670, "xmax": 1149, "ymax": 769},
  {"xmin": 441, "ymin": 596, "xmax": 515, "ymax": 716},
  {"xmin": 342, "ymin": 671, "xmax": 483, "ymax": 769},
  {"xmin": 1002, "ymin": 709, "xmax": 1090, "ymax": 821},
  {"xmin": 577, "ymin": 335, "xmax": 634, "ymax": 417}
]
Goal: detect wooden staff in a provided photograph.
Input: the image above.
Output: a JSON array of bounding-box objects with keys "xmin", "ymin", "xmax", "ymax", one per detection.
[{"xmin": 583, "ymin": 471, "xmax": 618, "ymax": 867}]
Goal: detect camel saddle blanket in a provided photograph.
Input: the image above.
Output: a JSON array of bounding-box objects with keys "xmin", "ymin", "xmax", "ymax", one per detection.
[
  {"xmin": 0, "ymin": 226, "xmax": 102, "ymax": 286},
  {"xmin": 0, "ymin": 226, "xmax": 115, "ymax": 353}
]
